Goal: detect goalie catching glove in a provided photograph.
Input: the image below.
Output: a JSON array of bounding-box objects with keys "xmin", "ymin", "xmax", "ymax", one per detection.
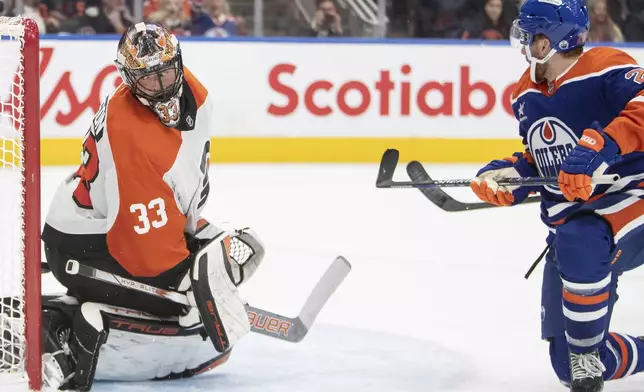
[
  {"xmin": 471, "ymin": 152, "xmax": 539, "ymax": 206},
  {"xmin": 190, "ymin": 219, "xmax": 265, "ymax": 286}
]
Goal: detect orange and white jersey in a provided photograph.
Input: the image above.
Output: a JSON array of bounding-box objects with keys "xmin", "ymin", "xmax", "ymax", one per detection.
[{"xmin": 43, "ymin": 68, "xmax": 212, "ymax": 277}]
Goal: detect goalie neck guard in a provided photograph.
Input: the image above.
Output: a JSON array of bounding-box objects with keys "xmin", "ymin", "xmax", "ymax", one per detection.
[{"xmin": 115, "ymin": 22, "xmax": 186, "ymax": 127}]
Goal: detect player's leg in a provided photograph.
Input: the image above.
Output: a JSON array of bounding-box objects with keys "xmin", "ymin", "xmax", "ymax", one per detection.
[
  {"xmin": 555, "ymin": 212, "xmax": 644, "ymax": 389},
  {"xmin": 544, "ymin": 269, "xmax": 620, "ymax": 385},
  {"xmin": 539, "ymin": 243, "xmax": 605, "ymax": 385},
  {"xmin": 590, "ymin": 203, "xmax": 644, "ymax": 381}
]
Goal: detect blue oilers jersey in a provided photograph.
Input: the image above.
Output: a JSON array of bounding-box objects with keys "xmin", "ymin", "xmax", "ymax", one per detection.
[{"xmin": 510, "ymin": 47, "xmax": 644, "ymax": 230}]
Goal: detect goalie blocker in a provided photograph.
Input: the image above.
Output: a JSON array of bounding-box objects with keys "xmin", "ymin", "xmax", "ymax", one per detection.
[{"xmin": 35, "ymin": 223, "xmax": 264, "ymax": 390}]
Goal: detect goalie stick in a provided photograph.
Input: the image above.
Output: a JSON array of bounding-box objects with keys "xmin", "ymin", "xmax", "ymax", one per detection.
[
  {"xmin": 376, "ymin": 149, "xmax": 619, "ymax": 189},
  {"xmin": 64, "ymin": 256, "xmax": 351, "ymax": 343},
  {"xmin": 406, "ymin": 160, "xmax": 541, "ymax": 212}
]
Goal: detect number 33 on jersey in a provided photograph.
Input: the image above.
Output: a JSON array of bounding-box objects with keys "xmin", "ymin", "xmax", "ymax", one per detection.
[{"xmin": 43, "ymin": 68, "xmax": 214, "ymax": 278}]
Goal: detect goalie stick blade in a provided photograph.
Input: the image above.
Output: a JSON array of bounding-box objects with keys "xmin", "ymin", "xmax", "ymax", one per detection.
[
  {"xmin": 245, "ymin": 305, "xmax": 307, "ymax": 342},
  {"xmin": 297, "ymin": 256, "xmax": 351, "ymax": 331},
  {"xmin": 247, "ymin": 256, "xmax": 352, "ymax": 343},
  {"xmin": 376, "ymin": 149, "xmax": 399, "ymax": 187},
  {"xmin": 406, "ymin": 161, "xmax": 542, "ymax": 212}
]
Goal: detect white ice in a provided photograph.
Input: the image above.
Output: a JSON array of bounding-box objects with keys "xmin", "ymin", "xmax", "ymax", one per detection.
[{"xmin": 22, "ymin": 164, "xmax": 644, "ymax": 391}]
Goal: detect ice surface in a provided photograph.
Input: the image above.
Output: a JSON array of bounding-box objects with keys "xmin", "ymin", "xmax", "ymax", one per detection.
[
  {"xmin": 93, "ymin": 325, "xmax": 468, "ymax": 392},
  {"xmin": 21, "ymin": 164, "xmax": 644, "ymax": 391}
]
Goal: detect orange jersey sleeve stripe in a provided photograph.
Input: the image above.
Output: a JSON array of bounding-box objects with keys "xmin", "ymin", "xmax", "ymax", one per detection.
[
  {"xmin": 605, "ymin": 90, "xmax": 644, "ymax": 154},
  {"xmin": 105, "ymin": 88, "xmax": 189, "ymax": 277}
]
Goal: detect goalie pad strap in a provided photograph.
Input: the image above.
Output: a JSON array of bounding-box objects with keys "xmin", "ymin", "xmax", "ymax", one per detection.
[{"xmin": 71, "ymin": 303, "xmax": 109, "ymax": 391}]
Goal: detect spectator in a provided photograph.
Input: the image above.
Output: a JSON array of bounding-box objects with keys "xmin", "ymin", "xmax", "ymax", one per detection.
[
  {"xmin": 588, "ymin": 0, "xmax": 624, "ymax": 42},
  {"xmin": 76, "ymin": 0, "xmax": 133, "ymax": 34},
  {"xmin": 461, "ymin": 0, "xmax": 510, "ymax": 40},
  {"xmin": 23, "ymin": 0, "xmax": 47, "ymax": 33},
  {"xmin": 147, "ymin": 0, "xmax": 190, "ymax": 35},
  {"xmin": 235, "ymin": 15, "xmax": 248, "ymax": 35},
  {"xmin": 190, "ymin": 0, "xmax": 238, "ymax": 37},
  {"xmin": 265, "ymin": 0, "xmax": 304, "ymax": 36},
  {"xmin": 40, "ymin": 0, "xmax": 85, "ymax": 33},
  {"xmin": 143, "ymin": 0, "xmax": 190, "ymax": 25},
  {"xmin": 310, "ymin": 0, "xmax": 342, "ymax": 37}
]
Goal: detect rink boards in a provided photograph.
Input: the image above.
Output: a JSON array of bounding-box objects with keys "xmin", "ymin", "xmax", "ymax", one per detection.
[{"xmin": 27, "ymin": 37, "xmax": 644, "ymax": 165}]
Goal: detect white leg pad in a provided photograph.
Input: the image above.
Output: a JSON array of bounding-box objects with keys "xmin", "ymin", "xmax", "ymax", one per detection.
[{"xmin": 189, "ymin": 233, "xmax": 250, "ymax": 352}]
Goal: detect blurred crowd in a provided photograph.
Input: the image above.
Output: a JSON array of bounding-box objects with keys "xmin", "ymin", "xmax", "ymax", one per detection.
[
  {"xmin": 0, "ymin": 0, "xmax": 642, "ymax": 41},
  {"xmin": 395, "ymin": 0, "xmax": 644, "ymax": 42},
  {"xmin": 0, "ymin": 0, "xmax": 250, "ymax": 35}
]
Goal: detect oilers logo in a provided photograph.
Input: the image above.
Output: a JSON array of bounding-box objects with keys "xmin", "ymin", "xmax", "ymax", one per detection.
[{"xmin": 527, "ymin": 117, "xmax": 579, "ymax": 193}]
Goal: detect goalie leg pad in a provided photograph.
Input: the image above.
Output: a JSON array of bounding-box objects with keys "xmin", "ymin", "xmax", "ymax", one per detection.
[
  {"xmin": 92, "ymin": 304, "xmax": 230, "ymax": 381},
  {"xmin": 70, "ymin": 303, "xmax": 109, "ymax": 391},
  {"xmin": 41, "ymin": 297, "xmax": 234, "ymax": 385},
  {"xmin": 42, "ymin": 307, "xmax": 76, "ymax": 390},
  {"xmin": 190, "ymin": 233, "xmax": 251, "ymax": 352},
  {"xmin": 40, "ymin": 298, "xmax": 108, "ymax": 391}
]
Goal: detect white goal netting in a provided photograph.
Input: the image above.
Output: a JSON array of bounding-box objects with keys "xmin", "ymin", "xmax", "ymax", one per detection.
[{"xmin": 0, "ymin": 16, "xmax": 28, "ymax": 384}]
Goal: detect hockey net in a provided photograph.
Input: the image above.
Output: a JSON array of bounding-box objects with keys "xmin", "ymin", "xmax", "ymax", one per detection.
[{"xmin": 0, "ymin": 16, "xmax": 41, "ymax": 390}]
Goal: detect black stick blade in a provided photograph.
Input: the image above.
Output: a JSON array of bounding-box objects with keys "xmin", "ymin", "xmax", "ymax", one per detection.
[
  {"xmin": 376, "ymin": 149, "xmax": 399, "ymax": 187},
  {"xmin": 406, "ymin": 160, "xmax": 462, "ymax": 211},
  {"xmin": 406, "ymin": 160, "xmax": 542, "ymax": 212}
]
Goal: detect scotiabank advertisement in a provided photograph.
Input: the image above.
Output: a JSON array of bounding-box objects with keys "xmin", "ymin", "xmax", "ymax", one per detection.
[
  {"xmin": 21, "ymin": 39, "xmax": 644, "ymax": 162},
  {"xmin": 40, "ymin": 40, "xmax": 531, "ymax": 138}
]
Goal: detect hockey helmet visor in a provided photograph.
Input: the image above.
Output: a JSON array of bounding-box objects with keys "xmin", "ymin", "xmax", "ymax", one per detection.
[{"xmin": 510, "ymin": 19, "xmax": 533, "ymax": 49}]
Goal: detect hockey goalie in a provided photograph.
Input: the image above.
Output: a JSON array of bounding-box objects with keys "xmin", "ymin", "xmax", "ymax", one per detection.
[{"xmin": 16, "ymin": 22, "xmax": 265, "ymax": 390}]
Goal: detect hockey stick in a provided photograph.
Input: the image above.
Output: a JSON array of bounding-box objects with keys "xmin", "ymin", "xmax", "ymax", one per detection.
[
  {"xmin": 64, "ymin": 256, "xmax": 351, "ymax": 343},
  {"xmin": 406, "ymin": 160, "xmax": 542, "ymax": 212},
  {"xmin": 376, "ymin": 149, "xmax": 619, "ymax": 189}
]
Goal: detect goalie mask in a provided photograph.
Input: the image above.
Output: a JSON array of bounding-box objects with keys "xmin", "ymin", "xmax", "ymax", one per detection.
[{"xmin": 115, "ymin": 22, "xmax": 185, "ymax": 127}]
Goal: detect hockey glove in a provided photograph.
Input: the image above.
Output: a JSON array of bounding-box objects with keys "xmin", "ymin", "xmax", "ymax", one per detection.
[
  {"xmin": 558, "ymin": 122, "xmax": 621, "ymax": 202},
  {"xmin": 470, "ymin": 152, "xmax": 538, "ymax": 206},
  {"xmin": 192, "ymin": 218, "xmax": 265, "ymax": 286}
]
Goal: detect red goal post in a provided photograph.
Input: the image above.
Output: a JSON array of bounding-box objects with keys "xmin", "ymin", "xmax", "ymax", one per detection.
[{"xmin": 0, "ymin": 16, "xmax": 42, "ymax": 391}]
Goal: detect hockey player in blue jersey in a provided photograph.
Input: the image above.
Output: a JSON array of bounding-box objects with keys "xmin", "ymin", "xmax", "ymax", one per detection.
[{"xmin": 470, "ymin": 0, "xmax": 644, "ymax": 391}]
